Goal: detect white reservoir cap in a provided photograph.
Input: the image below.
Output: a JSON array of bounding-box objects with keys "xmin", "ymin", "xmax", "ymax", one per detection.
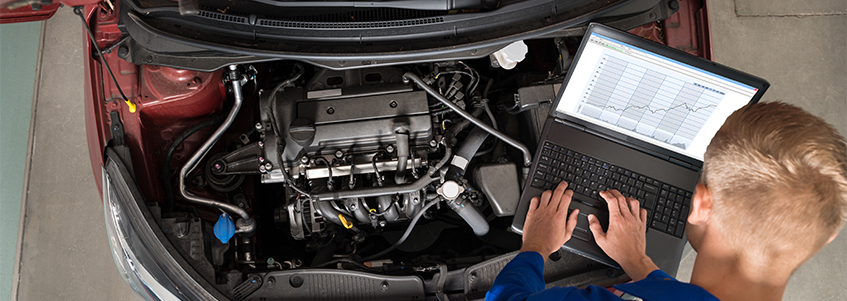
[
  {"xmin": 437, "ymin": 181, "xmax": 463, "ymax": 200},
  {"xmin": 492, "ymin": 41, "xmax": 528, "ymax": 70}
]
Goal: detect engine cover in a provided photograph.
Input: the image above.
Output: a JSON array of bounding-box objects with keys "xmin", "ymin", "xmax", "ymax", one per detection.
[{"xmin": 264, "ymin": 85, "xmax": 433, "ymax": 163}]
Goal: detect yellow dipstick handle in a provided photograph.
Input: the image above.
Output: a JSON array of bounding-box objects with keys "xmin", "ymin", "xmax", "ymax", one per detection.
[
  {"xmin": 125, "ymin": 99, "xmax": 137, "ymax": 113},
  {"xmin": 338, "ymin": 214, "xmax": 353, "ymax": 229}
]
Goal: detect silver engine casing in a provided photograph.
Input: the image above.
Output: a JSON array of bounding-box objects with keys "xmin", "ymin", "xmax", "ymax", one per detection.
[{"xmin": 257, "ymin": 67, "xmax": 435, "ymax": 239}]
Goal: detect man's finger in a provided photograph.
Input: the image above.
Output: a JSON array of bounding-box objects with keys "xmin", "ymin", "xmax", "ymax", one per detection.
[
  {"xmin": 551, "ymin": 181, "xmax": 568, "ymax": 207},
  {"xmin": 599, "ymin": 191, "xmax": 620, "ymax": 221},
  {"xmin": 587, "ymin": 214, "xmax": 606, "ymax": 243},
  {"xmin": 565, "ymin": 208, "xmax": 579, "ymax": 241},
  {"xmin": 566, "ymin": 209, "xmax": 579, "ymax": 232},
  {"xmin": 628, "ymin": 198, "xmax": 640, "ymax": 217},
  {"xmin": 528, "ymin": 197, "xmax": 539, "ymax": 215},
  {"xmin": 607, "ymin": 190, "xmax": 630, "ymax": 219},
  {"xmin": 640, "ymin": 208, "xmax": 648, "ymax": 225},
  {"xmin": 557, "ymin": 187, "xmax": 574, "ymax": 213},
  {"xmin": 540, "ymin": 189, "xmax": 553, "ymax": 208}
]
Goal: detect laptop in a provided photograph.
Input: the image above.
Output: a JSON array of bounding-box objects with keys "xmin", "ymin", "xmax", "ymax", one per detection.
[{"xmin": 511, "ymin": 23, "xmax": 769, "ymax": 276}]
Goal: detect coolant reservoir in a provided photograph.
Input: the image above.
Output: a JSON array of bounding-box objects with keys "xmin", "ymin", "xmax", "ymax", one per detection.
[{"xmin": 491, "ymin": 41, "xmax": 528, "ymax": 70}]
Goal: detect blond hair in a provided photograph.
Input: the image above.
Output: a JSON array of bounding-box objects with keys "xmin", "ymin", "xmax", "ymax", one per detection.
[{"xmin": 702, "ymin": 102, "xmax": 847, "ymax": 261}]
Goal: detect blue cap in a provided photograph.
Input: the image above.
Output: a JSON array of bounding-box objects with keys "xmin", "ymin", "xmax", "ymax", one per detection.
[{"xmin": 214, "ymin": 213, "xmax": 235, "ymax": 244}]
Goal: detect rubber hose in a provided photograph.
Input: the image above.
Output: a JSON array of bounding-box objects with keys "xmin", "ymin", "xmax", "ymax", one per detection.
[
  {"xmin": 453, "ymin": 127, "xmax": 489, "ymax": 171},
  {"xmin": 448, "ymin": 198, "xmax": 489, "ymax": 236},
  {"xmin": 394, "ymin": 130, "xmax": 410, "ymax": 184}
]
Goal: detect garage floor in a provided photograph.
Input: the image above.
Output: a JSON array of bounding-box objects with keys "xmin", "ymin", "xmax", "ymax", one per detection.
[{"xmin": 7, "ymin": 1, "xmax": 846, "ymax": 300}]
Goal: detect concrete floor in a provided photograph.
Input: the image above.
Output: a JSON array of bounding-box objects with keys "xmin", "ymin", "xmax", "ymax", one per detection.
[
  {"xmin": 8, "ymin": 0, "xmax": 847, "ymax": 300},
  {"xmin": 9, "ymin": 8, "xmax": 141, "ymax": 301}
]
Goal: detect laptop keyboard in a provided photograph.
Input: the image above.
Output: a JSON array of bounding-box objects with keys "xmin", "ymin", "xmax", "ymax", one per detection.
[{"xmin": 531, "ymin": 141, "xmax": 690, "ymax": 238}]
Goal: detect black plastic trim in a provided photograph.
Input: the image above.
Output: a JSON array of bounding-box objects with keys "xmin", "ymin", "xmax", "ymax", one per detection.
[{"xmin": 120, "ymin": 0, "xmax": 637, "ymax": 66}]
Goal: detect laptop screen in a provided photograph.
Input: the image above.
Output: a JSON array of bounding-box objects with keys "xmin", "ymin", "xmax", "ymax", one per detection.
[{"xmin": 555, "ymin": 32, "xmax": 759, "ymax": 161}]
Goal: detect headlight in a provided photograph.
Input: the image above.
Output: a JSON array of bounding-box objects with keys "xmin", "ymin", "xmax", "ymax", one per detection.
[{"xmin": 103, "ymin": 156, "xmax": 219, "ymax": 301}]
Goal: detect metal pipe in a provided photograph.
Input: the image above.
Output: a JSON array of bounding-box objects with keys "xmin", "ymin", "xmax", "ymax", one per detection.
[
  {"xmin": 179, "ymin": 65, "xmax": 253, "ymax": 227},
  {"xmin": 403, "ymin": 73, "xmax": 532, "ymax": 166},
  {"xmin": 314, "ymin": 199, "xmax": 359, "ymax": 232},
  {"xmin": 313, "ymin": 175, "xmax": 438, "ymax": 201}
]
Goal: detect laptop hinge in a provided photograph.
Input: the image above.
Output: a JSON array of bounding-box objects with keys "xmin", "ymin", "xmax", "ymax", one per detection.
[
  {"xmin": 668, "ymin": 157, "xmax": 693, "ymax": 169},
  {"xmin": 554, "ymin": 118, "xmax": 585, "ymax": 131},
  {"xmin": 582, "ymin": 127, "xmax": 671, "ymax": 160}
]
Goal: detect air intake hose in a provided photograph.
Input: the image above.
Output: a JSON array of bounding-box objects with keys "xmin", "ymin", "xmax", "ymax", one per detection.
[{"xmin": 448, "ymin": 197, "xmax": 489, "ymax": 236}]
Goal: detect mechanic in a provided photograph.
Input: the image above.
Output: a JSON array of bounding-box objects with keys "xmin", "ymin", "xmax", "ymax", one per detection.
[{"xmin": 486, "ymin": 102, "xmax": 847, "ymax": 301}]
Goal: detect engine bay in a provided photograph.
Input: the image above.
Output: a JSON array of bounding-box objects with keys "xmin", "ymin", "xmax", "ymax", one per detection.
[
  {"xmin": 133, "ymin": 53, "xmax": 575, "ymax": 297},
  {"xmin": 90, "ymin": 3, "xmax": 712, "ymax": 294}
]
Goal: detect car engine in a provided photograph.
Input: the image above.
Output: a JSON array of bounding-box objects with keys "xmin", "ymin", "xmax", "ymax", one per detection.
[{"xmin": 163, "ymin": 59, "xmax": 544, "ymax": 281}]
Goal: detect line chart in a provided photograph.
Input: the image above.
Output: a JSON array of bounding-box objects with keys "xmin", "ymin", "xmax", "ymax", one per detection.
[
  {"xmin": 599, "ymin": 102, "xmax": 717, "ymax": 114},
  {"xmin": 576, "ymin": 54, "xmax": 726, "ymax": 150}
]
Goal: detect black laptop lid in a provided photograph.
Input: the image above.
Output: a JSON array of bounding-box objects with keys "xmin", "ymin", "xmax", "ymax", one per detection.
[{"xmin": 549, "ymin": 23, "xmax": 770, "ymax": 167}]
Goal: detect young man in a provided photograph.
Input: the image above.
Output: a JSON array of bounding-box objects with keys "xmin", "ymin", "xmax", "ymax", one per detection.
[{"xmin": 486, "ymin": 102, "xmax": 847, "ymax": 301}]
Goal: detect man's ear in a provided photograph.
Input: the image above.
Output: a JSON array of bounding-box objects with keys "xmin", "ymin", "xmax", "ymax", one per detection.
[
  {"xmin": 688, "ymin": 183, "xmax": 712, "ymax": 225},
  {"xmin": 827, "ymin": 231, "xmax": 838, "ymax": 244}
]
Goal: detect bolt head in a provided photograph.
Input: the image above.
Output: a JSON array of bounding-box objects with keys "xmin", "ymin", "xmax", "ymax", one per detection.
[
  {"xmin": 326, "ymin": 107, "xmax": 335, "ymax": 114},
  {"xmin": 259, "ymin": 157, "xmax": 265, "ymax": 163},
  {"xmin": 255, "ymin": 123, "xmax": 263, "ymax": 130},
  {"xmin": 257, "ymin": 141, "xmax": 264, "ymax": 148},
  {"xmin": 389, "ymin": 100, "xmax": 398, "ymax": 108},
  {"xmin": 429, "ymin": 140, "xmax": 438, "ymax": 148},
  {"xmin": 385, "ymin": 145, "xmax": 395, "ymax": 153},
  {"xmin": 335, "ymin": 150, "xmax": 344, "ymax": 158},
  {"xmin": 259, "ymin": 165, "xmax": 267, "ymax": 173},
  {"xmin": 264, "ymin": 163, "xmax": 273, "ymax": 170},
  {"xmin": 300, "ymin": 156, "xmax": 309, "ymax": 163},
  {"xmin": 379, "ymin": 221, "xmax": 387, "ymax": 227},
  {"xmin": 214, "ymin": 163, "xmax": 223, "ymax": 171}
]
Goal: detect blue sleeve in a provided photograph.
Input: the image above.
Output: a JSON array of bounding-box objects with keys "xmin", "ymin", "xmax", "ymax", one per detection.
[
  {"xmin": 486, "ymin": 252, "xmax": 547, "ymax": 301},
  {"xmin": 486, "ymin": 252, "xmax": 621, "ymax": 301}
]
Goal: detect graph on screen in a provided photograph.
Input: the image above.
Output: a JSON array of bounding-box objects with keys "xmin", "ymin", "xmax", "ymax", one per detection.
[{"xmin": 576, "ymin": 54, "xmax": 726, "ymax": 150}]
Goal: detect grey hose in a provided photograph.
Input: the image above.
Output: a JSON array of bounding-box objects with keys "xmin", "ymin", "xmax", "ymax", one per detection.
[
  {"xmin": 359, "ymin": 199, "xmax": 440, "ymax": 262},
  {"xmin": 395, "ymin": 130, "xmax": 410, "ymax": 184},
  {"xmin": 448, "ymin": 198, "xmax": 489, "ymax": 236},
  {"xmin": 404, "ymin": 73, "xmax": 532, "ymax": 166},
  {"xmin": 178, "ymin": 65, "xmax": 254, "ymax": 233}
]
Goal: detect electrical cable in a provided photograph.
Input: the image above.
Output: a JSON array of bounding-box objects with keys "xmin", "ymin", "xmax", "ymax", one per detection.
[
  {"xmin": 73, "ymin": 6, "xmax": 136, "ymax": 113},
  {"xmin": 483, "ymin": 100, "xmax": 498, "ymax": 130},
  {"xmin": 316, "ymin": 258, "xmax": 382, "ymax": 273},
  {"xmin": 371, "ymin": 150, "xmax": 386, "ymax": 186},
  {"xmin": 99, "ymin": 35, "xmax": 129, "ymax": 55},
  {"xmin": 315, "ymin": 157, "xmax": 334, "ymax": 191}
]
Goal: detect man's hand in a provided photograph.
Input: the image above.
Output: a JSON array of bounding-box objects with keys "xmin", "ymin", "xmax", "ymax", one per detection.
[
  {"xmin": 520, "ymin": 181, "xmax": 580, "ymax": 261},
  {"xmin": 588, "ymin": 190, "xmax": 658, "ymax": 281}
]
